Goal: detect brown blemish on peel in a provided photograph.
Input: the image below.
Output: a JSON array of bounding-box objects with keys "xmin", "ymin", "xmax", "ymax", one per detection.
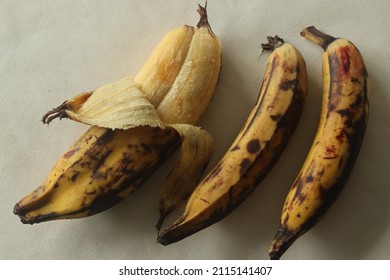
[
  {"xmin": 230, "ymin": 145, "xmax": 240, "ymax": 151},
  {"xmin": 327, "ymin": 144, "xmax": 338, "ymax": 157},
  {"xmin": 95, "ymin": 130, "xmax": 115, "ymax": 146},
  {"xmin": 63, "ymin": 148, "xmax": 80, "ymax": 159},
  {"xmin": 336, "ymin": 108, "xmax": 353, "ymax": 118},
  {"xmin": 270, "ymin": 114, "xmax": 282, "ymax": 122},
  {"xmin": 70, "ymin": 172, "xmax": 80, "ymax": 182},
  {"xmin": 279, "ymin": 79, "xmax": 298, "ymax": 91},
  {"xmin": 239, "ymin": 158, "xmax": 251, "ymax": 176},
  {"xmin": 141, "ymin": 143, "xmax": 152, "ymax": 154},
  {"xmin": 203, "ymin": 161, "xmax": 223, "ymax": 183},
  {"xmin": 336, "ymin": 130, "xmax": 345, "ymax": 144},
  {"xmin": 339, "ymin": 46, "xmax": 351, "ymax": 74},
  {"xmin": 305, "ymin": 175, "xmax": 314, "ymax": 183},
  {"xmin": 246, "ymin": 139, "xmax": 260, "ymax": 154},
  {"xmin": 92, "ymin": 149, "xmax": 113, "ymax": 176}
]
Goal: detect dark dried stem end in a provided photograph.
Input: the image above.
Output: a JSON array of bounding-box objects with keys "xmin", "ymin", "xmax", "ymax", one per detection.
[
  {"xmin": 262, "ymin": 35, "xmax": 284, "ymax": 52},
  {"xmin": 197, "ymin": 2, "xmax": 211, "ymax": 29},
  {"xmin": 300, "ymin": 26, "xmax": 336, "ymax": 50},
  {"xmin": 259, "ymin": 36, "xmax": 285, "ymax": 58},
  {"xmin": 41, "ymin": 101, "xmax": 69, "ymax": 124}
]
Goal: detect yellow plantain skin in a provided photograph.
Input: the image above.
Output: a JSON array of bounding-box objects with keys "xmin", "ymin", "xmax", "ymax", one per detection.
[
  {"xmin": 14, "ymin": 126, "xmax": 180, "ymax": 223},
  {"xmin": 14, "ymin": 4, "xmax": 221, "ymax": 224},
  {"xmin": 156, "ymin": 124, "xmax": 214, "ymax": 231},
  {"xmin": 269, "ymin": 27, "xmax": 369, "ymax": 260},
  {"xmin": 158, "ymin": 36, "xmax": 307, "ymax": 245}
]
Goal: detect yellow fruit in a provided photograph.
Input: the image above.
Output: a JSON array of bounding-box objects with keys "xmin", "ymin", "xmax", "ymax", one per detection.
[
  {"xmin": 158, "ymin": 36, "xmax": 308, "ymax": 245},
  {"xmin": 269, "ymin": 26, "xmax": 369, "ymax": 260}
]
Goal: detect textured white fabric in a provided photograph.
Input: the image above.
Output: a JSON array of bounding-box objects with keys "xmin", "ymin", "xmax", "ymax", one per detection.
[{"xmin": 1, "ymin": 0, "xmax": 389, "ymax": 260}]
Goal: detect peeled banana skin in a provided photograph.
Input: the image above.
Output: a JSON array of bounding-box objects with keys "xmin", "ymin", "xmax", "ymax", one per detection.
[
  {"xmin": 158, "ymin": 36, "xmax": 308, "ymax": 245},
  {"xmin": 269, "ymin": 27, "xmax": 369, "ymax": 260},
  {"xmin": 14, "ymin": 4, "xmax": 221, "ymax": 224}
]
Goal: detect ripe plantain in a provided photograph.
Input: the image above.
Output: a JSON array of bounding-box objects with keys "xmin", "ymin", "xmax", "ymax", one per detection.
[
  {"xmin": 269, "ymin": 27, "xmax": 369, "ymax": 260},
  {"xmin": 157, "ymin": 36, "xmax": 307, "ymax": 245},
  {"xmin": 14, "ymin": 4, "xmax": 221, "ymax": 224}
]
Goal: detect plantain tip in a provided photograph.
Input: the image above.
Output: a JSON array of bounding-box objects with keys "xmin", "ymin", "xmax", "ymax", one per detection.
[
  {"xmin": 157, "ymin": 232, "xmax": 170, "ymax": 246},
  {"xmin": 269, "ymin": 225, "xmax": 300, "ymax": 260},
  {"xmin": 156, "ymin": 220, "xmax": 182, "ymax": 246},
  {"xmin": 13, "ymin": 203, "xmax": 21, "ymax": 215},
  {"xmin": 259, "ymin": 35, "xmax": 285, "ymax": 59},
  {"xmin": 269, "ymin": 250, "xmax": 282, "ymax": 260}
]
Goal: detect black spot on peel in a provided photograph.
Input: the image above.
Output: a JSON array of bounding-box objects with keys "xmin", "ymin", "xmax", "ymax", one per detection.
[
  {"xmin": 296, "ymin": 193, "xmax": 306, "ymax": 206},
  {"xmin": 336, "ymin": 108, "xmax": 353, "ymax": 118},
  {"xmin": 279, "ymin": 79, "xmax": 298, "ymax": 91},
  {"xmin": 350, "ymin": 94, "xmax": 362, "ymax": 108},
  {"xmin": 95, "ymin": 130, "xmax": 115, "ymax": 146},
  {"xmin": 306, "ymin": 175, "xmax": 314, "ymax": 183},
  {"xmin": 247, "ymin": 139, "xmax": 260, "ymax": 154},
  {"xmin": 92, "ymin": 149, "xmax": 113, "ymax": 177},
  {"xmin": 121, "ymin": 152, "xmax": 134, "ymax": 165},
  {"xmin": 199, "ymin": 197, "xmax": 210, "ymax": 204},
  {"xmin": 203, "ymin": 161, "xmax": 223, "ymax": 183},
  {"xmin": 141, "ymin": 142, "xmax": 152, "ymax": 154},
  {"xmin": 318, "ymin": 185, "xmax": 329, "ymax": 200},
  {"xmin": 70, "ymin": 172, "xmax": 80, "ymax": 182},
  {"xmin": 230, "ymin": 145, "xmax": 240, "ymax": 151},
  {"xmin": 345, "ymin": 118, "xmax": 354, "ymax": 129},
  {"xmin": 351, "ymin": 77, "xmax": 361, "ymax": 84},
  {"xmin": 240, "ymin": 158, "xmax": 251, "ymax": 176},
  {"xmin": 328, "ymin": 102, "xmax": 336, "ymax": 112},
  {"xmin": 270, "ymin": 114, "xmax": 282, "ymax": 122},
  {"xmin": 292, "ymin": 175, "xmax": 308, "ymax": 205},
  {"xmin": 277, "ymin": 114, "xmax": 289, "ymax": 129}
]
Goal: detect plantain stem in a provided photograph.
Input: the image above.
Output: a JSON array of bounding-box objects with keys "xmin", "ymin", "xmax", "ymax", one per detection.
[
  {"xmin": 41, "ymin": 101, "xmax": 68, "ymax": 124},
  {"xmin": 197, "ymin": 1, "xmax": 213, "ymax": 32},
  {"xmin": 258, "ymin": 35, "xmax": 284, "ymax": 59},
  {"xmin": 300, "ymin": 26, "xmax": 336, "ymax": 50}
]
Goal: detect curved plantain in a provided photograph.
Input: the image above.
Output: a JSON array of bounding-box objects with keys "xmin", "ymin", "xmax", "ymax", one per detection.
[
  {"xmin": 158, "ymin": 36, "xmax": 307, "ymax": 245},
  {"xmin": 269, "ymin": 26, "xmax": 369, "ymax": 260}
]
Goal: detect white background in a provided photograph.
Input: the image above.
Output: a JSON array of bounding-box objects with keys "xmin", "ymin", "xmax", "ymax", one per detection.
[{"xmin": 1, "ymin": 0, "xmax": 389, "ymax": 260}]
